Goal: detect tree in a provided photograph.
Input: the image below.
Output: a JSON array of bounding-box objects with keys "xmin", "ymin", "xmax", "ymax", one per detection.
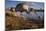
[{"xmin": 16, "ymin": 3, "xmax": 24, "ymax": 12}]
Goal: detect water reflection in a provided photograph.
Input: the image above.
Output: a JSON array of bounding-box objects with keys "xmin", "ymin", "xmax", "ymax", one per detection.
[{"xmin": 17, "ymin": 11, "xmax": 44, "ymax": 20}]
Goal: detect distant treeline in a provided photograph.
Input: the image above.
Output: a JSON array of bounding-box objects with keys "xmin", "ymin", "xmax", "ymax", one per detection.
[
  {"xmin": 29, "ymin": 8, "xmax": 44, "ymax": 12},
  {"xmin": 35, "ymin": 10, "xmax": 44, "ymax": 12}
]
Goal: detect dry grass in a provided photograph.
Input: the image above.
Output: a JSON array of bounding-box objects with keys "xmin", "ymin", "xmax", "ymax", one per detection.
[{"xmin": 5, "ymin": 11, "xmax": 44, "ymax": 31}]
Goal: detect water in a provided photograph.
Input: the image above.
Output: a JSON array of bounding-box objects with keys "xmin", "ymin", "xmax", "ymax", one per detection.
[
  {"xmin": 21, "ymin": 12, "xmax": 44, "ymax": 20},
  {"xmin": 16, "ymin": 11, "xmax": 44, "ymax": 20}
]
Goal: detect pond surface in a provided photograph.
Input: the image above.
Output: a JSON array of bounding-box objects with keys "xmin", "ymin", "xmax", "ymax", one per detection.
[{"xmin": 16, "ymin": 11, "xmax": 44, "ymax": 20}]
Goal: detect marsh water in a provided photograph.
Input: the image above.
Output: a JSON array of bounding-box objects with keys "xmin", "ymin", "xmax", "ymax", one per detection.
[{"xmin": 16, "ymin": 11, "xmax": 44, "ymax": 20}]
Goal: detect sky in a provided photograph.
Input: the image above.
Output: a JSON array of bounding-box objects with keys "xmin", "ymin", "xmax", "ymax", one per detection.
[{"xmin": 5, "ymin": 0, "xmax": 44, "ymax": 9}]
